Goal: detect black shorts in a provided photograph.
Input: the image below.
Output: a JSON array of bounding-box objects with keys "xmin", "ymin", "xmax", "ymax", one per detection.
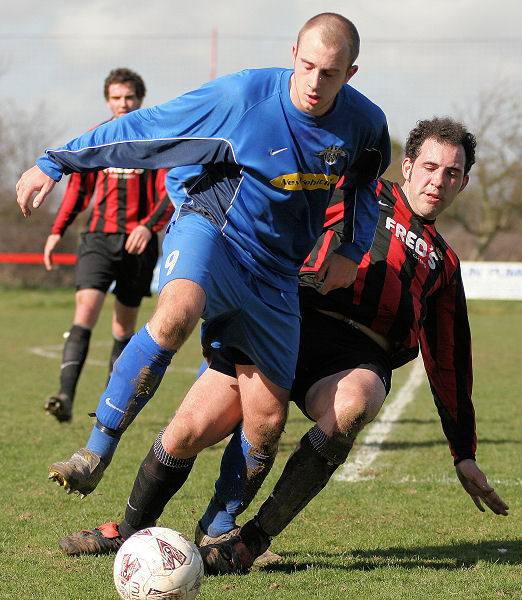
[
  {"xmin": 75, "ymin": 232, "xmax": 159, "ymax": 307},
  {"xmin": 290, "ymin": 307, "xmax": 392, "ymax": 420},
  {"xmin": 208, "ymin": 307, "xmax": 392, "ymax": 421},
  {"xmin": 207, "ymin": 346, "xmax": 252, "ymax": 376}
]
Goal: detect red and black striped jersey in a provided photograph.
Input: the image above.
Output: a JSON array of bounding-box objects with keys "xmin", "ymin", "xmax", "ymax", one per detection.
[
  {"xmin": 299, "ymin": 179, "xmax": 476, "ymax": 463},
  {"xmin": 51, "ymin": 122, "xmax": 173, "ymax": 236}
]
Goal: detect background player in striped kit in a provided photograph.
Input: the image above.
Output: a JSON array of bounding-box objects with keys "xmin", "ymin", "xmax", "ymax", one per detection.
[{"xmin": 42, "ymin": 68, "xmax": 172, "ymax": 423}]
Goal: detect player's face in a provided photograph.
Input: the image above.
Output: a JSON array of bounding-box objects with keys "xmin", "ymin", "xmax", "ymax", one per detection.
[
  {"xmin": 290, "ymin": 29, "xmax": 357, "ymax": 117},
  {"xmin": 402, "ymin": 138, "xmax": 469, "ymax": 220},
  {"xmin": 106, "ymin": 82, "xmax": 142, "ymax": 118}
]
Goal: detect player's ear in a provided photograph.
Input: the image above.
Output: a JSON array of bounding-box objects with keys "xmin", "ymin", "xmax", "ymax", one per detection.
[
  {"xmin": 345, "ymin": 65, "xmax": 358, "ymax": 84},
  {"xmin": 402, "ymin": 157, "xmax": 413, "ymax": 181},
  {"xmin": 459, "ymin": 174, "xmax": 469, "ymax": 193},
  {"xmin": 292, "ymin": 44, "xmax": 298, "ymax": 64}
]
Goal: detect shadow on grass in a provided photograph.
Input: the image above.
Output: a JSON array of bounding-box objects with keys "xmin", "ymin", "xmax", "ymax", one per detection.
[
  {"xmin": 257, "ymin": 540, "xmax": 521, "ymax": 573},
  {"xmin": 361, "ymin": 437, "xmax": 521, "ymax": 452}
]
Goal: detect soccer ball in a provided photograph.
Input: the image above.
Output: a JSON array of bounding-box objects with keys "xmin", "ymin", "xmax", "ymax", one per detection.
[{"xmin": 113, "ymin": 527, "xmax": 204, "ymax": 600}]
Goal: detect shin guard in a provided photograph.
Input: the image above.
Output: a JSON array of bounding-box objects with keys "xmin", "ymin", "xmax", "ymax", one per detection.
[
  {"xmin": 96, "ymin": 324, "xmax": 174, "ymax": 433},
  {"xmin": 256, "ymin": 426, "xmax": 345, "ymax": 538},
  {"xmin": 119, "ymin": 429, "xmax": 195, "ymax": 539},
  {"xmin": 201, "ymin": 425, "xmax": 275, "ymax": 538}
]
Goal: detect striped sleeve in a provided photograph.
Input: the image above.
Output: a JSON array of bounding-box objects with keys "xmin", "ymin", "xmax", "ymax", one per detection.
[
  {"xmin": 419, "ymin": 264, "xmax": 476, "ymax": 463},
  {"xmin": 51, "ymin": 172, "xmax": 96, "ymax": 235}
]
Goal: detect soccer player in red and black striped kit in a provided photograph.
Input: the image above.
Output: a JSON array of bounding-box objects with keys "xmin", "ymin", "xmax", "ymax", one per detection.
[
  {"xmin": 195, "ymin": 117, "xmax": 509, "ymax": 573},
  {"xmin": 43, "ymin": 68, "xmax": 172, "ymax": 423}
]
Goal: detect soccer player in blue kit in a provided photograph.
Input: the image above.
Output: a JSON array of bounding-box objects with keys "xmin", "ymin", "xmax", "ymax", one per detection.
[{"xmin": 16, "ymin": 13, "xmax": 390, "ymax": 547}]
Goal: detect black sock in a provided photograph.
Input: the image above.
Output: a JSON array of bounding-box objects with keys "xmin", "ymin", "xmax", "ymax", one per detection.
[
  {"xmin": 107, "ymin": 335, "xmax": 132, "ymax": 385},
  {"xmin": 58, "ymin": 324, "xmax": 91, "ymax": 401},
  {"xmin": 255, "ymin": 430, "xmax": 340, "ymax": 540},
  {"xmin": 119, "ymin": 429, "xmax": 196, "ymax": 538},
  {"xmin": 239, "ymin": 519, "xmax": 272, "ymax": 559}
]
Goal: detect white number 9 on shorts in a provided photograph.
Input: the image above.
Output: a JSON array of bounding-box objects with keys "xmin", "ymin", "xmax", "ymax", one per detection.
[{"xmin": 164, "ymin": 250, "xmax": 180, "ymax": 276}]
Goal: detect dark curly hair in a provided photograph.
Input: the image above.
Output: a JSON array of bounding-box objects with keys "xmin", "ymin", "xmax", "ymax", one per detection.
[
  {"xmin": 103, "ymin": 68, "xmax": 146, "ymax": 101},
  {"xmin": 405, "ymin": 117, "xmax": 476, "ymax": 175}
]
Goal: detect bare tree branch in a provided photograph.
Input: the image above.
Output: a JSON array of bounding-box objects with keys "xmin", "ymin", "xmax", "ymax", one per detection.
[{"xmin": 447, "ymin": 82, "xmax": 522, "ymax": 259}]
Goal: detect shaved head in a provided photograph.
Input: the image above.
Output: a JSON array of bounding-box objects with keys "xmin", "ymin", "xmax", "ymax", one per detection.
[{"xmin": 297, "ymin": 13, "xmax": 360, "ymax": 69}]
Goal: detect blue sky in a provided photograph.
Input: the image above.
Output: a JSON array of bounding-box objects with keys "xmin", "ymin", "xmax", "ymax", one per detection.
[{"xmin": 1, "ymin": 0, "xmax": 521, "ymax": 147}]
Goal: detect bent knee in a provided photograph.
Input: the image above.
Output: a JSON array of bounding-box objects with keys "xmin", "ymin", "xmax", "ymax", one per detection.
[
  {"xmin": 244, "ymin": 409, "xmax": 287, "ymax": 454},
  {"xmin": 149, "ymin": 298, "xmax": 200, "ymax": 349},
  {"xmin": 336, "ymin": 376, "xmax": 385, "ymax": 424},
  {"xmin": 160, "ymin": 413, "xmax": 205, "ymax": 457}
]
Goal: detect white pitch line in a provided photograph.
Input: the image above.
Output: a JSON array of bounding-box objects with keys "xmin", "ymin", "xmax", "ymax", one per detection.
[
  {"xmin": 30, "ymin": 342, "xmax": 109, "ymax": 366},
  {"xmin": 334, "ymin": 357, "xmax": 426, "ymax": 482},
  {"xmin": 29, "ymin": 343, "xmax": 199, "ymax": 374}
]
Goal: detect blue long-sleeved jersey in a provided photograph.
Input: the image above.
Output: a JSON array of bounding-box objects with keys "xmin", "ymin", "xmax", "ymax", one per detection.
[
  {"xmin": 165, "ymin": 165, "xmax": 204, "ymax": 219},
  {"xmin": 37, "ymin": 68, "xmax": 390, "ymax": 291}
]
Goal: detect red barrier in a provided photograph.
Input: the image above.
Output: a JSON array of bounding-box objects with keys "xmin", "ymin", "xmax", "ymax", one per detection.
[{"xmin": 0, "ymin": 253, "xmax": 76, "ymax": 264}]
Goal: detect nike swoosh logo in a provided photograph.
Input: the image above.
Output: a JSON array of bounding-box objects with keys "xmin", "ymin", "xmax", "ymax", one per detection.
[
  {"xmin": 105, "ymin": 397, "xmax": 125, "ymax": 414},
  {"xmin": 378, "ymin": 200, "xmax": 390, "ymax": 207},
  {"xmin": 270, "ymin": 148, "xmax": 288, "ymax": 156}
]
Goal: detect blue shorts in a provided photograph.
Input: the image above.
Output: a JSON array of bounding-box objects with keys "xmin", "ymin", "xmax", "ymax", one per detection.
[{"xmin": 158, "ymin": 212, "xmax": 300, "ymax": 389}]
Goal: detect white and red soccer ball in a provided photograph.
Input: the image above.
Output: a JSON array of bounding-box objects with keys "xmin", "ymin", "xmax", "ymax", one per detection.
[{"xmin": 113, "ymin": 527, "xmax": 204, "ymax": 600}]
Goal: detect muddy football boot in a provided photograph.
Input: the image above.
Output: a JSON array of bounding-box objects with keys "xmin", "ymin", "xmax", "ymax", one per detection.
[
  {"xmin": 48, "ymin": 448, "xmax": 106, "ymax": 498},
  {"xmin": 44, "ymin": 393, "xmax": 72, "ymax": 422},
  {"xmin": 58, "ymin": 522, "xmax": 124, "ymax": 556},
  {"xmin": 194, "ymin": 521, "xmax": 241, "ymax": 546},
  {"xmin": 199, "ymin": 535, "xmax": 254, "ymax": 575},
  {"xmin": 195, "ymin": 520, "xmax": 281, "ymax": 567}
]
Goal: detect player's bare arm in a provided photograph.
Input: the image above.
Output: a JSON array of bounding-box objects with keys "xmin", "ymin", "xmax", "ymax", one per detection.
[
  {"xmin": 455, "ymin": 459, "xmax": 509, "ymax": 516},
  {"xmin": 43, "ymin": 233, "xmax": 62, "ymax": 271},
  {"xmin": 125, "ymin": 225, "xmax": 152, "ymax": 255},
  {"xmin": 315, "ymin": 252, "xmax": 358, "ymax": 295},
  {"xmin": 16, "ymin": 165, "xmax": 56, "ymax": 217}
]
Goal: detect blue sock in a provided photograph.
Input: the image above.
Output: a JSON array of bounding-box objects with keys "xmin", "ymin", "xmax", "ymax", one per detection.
[
  {"xmin": 86, "ymin": 425, "xmax": 119, "ymax": 464},
  {"xmin": 199, "ymin": 496, "xmax": 234, "ymax": 538},
  {"xmin": 86, "ymin": 324, "xmax": 174, "ymax": 462},
  {"xmin": 200, "ymin": 424, "xmax": 272, "ymax": 538}
]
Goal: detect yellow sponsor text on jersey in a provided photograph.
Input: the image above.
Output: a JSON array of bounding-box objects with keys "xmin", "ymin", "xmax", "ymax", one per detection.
[{"xmin": 270, "ymin": 172, "xmax": 339, "ymax": 191}]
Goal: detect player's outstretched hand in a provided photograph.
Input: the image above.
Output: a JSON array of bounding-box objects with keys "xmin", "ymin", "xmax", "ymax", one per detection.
[
  {"xmin": 16, "ymin": 165, "xmax": 56, "ymax": 217},
  {"xmin": 315, "ymin": 253, "xmax": 358, "ymax": 295},
  {"xmin": 455, "ymin": 459, "xmax": 509, "ymax": 516}
]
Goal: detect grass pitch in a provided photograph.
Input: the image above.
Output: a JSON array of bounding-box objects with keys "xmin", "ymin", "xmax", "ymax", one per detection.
[{"xmin": 0, "ymin": 288, "xmax": 520, "ymax": 600}]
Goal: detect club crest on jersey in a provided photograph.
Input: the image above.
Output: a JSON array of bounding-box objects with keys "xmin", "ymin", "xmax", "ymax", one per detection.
[{"xmin": 319, "ymin": 146, "xmax": 346, "ymax": 166}]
